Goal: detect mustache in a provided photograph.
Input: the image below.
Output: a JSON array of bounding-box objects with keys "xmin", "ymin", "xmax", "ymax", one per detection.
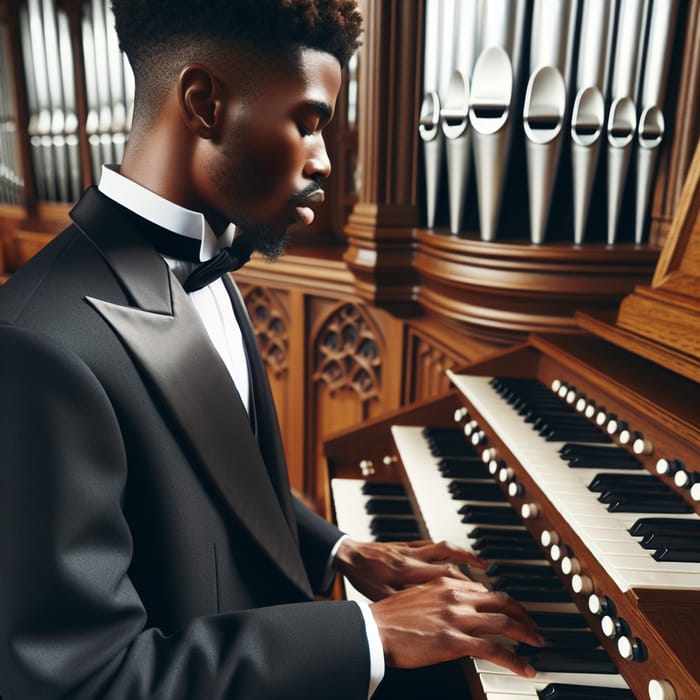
[{"xmin": 290, "ymin": 181, "xmax": 325, "ymax": 205}]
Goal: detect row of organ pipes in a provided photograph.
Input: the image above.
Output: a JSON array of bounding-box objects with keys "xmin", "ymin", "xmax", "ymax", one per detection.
[
  {"xmin": 420, "ymin": 0, "xmax": 679, "ymax": 245},
  {"xmin": 0, "ymin": 0, "xmax": 134, "ymax": 205},
  {"xmin": 0, "ymin": 21, "xmax": 22, "ymax": 204}
]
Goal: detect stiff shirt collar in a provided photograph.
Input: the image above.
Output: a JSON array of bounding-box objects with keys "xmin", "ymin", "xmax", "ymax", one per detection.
[{"xmin": 97, "ymin": 165, "xmax": 236, "ymax": 263}]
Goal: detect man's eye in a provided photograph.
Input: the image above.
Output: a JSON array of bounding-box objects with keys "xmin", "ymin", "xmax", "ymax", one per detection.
[{"xmin": 298, "ymin": 119, "xmax": 320, "ymax": 137}]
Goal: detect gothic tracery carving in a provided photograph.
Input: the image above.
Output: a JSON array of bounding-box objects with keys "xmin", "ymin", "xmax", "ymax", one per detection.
[
  {"xmin": 244, "ymin": 287, "xmax": 288, "ymax": 378},
  {"xmin": 313, "ymin": 303, "xmax": 381, "ymax": 402}
]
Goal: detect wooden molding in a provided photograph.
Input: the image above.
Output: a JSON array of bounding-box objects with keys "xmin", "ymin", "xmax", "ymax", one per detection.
[
  {"xmin": 611, "ymin": 139, "xmax": 700, "ymax": 378},
  {"xmin": 414, "ymin": 230, "xmax": 659, "ymax": 343}
]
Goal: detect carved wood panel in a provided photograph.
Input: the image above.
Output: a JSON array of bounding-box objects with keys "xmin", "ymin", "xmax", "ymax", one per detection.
[
  {"xmin": 308, "ymin": 298, "xmax": 392, "ymax": 501},
  {"xmin": 404, "ymin": 328, "xmax": 461, "ymax": 405},
  {"xmin": 243, "ymin": 286, "xmax": 290, "ymax": 380},
  {"xmin": 239, "ymin": 283, "xmax": 298, "ymax": 488},
  {"xmin": 312, "ymin": 302, "xmax": 382, "ymax": 404}
]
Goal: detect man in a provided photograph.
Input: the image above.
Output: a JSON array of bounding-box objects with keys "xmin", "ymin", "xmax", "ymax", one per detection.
[{"xmin": 0, "ymin": 2, "xmax": 542, "ymax": 698}]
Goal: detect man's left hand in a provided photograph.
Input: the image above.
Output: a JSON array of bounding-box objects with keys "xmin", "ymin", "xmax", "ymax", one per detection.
[{"xmin": 333, "ymin": 538, "xmax": 489, "ymax": 601}]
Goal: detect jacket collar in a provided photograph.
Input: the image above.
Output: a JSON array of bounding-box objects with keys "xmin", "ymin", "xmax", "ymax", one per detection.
[{"xmin": 70, "ymin": 187, "xmax": 313, "ymax": 600}]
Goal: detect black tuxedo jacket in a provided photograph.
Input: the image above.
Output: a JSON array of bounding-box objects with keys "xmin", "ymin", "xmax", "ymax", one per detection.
[{"xmin": 0, "ymin": 188, "xmax": 369, "ymax": 699}]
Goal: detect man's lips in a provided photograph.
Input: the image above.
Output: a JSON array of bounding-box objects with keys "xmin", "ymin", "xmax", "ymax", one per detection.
[{"xmin": 293, "ymin": 189, "xmax": 325, "ymax": 226}]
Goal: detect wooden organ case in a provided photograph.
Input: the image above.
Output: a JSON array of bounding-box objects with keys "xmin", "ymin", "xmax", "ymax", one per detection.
[{"xmin": 325, "ymin": 142, "xmax": 700, "ymax": 698}]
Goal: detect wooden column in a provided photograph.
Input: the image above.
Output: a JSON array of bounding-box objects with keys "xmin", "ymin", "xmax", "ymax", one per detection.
[{"xmin": 343, "ymin": 0, "xmax": 424, "ymax": 308}]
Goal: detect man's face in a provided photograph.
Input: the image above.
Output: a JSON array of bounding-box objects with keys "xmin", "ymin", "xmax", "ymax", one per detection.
[{"xmin": 201, "ymin": 48, "xmax": 342, "ymax": 257}]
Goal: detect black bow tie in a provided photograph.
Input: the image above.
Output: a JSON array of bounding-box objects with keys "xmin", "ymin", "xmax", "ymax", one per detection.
[
  {"xmin": 182, "ymin": 235, "xmax": 255, "ymax": 292},
  {"xmin": 119, "ymin": 206, "xmax": 254, "ymax": 293}
]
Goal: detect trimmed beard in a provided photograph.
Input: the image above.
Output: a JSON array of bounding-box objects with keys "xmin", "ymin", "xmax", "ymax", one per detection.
[{"xmin": 244, "ymin": 223, "xmax": 289, "ymax": 260}]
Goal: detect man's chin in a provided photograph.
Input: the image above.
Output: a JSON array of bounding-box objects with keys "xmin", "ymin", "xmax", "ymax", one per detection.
[{"xmin": 246, "ymin": 225, "xmax": 289, "ymax": 261}]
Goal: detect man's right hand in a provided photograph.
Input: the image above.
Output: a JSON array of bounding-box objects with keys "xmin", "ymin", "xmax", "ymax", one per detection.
[{"xmin": 370, "ymin": 577, "xmax": 544, "ymax": 677}]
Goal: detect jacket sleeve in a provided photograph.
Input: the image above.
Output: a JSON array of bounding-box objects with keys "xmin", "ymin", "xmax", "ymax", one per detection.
[
  {"xmin": 293, "ymin": 497, "xmax": 345, "ymax": 594},
  {"xmin": 0, "ymin": 325, "xmax": 370, "ymax": 700}
]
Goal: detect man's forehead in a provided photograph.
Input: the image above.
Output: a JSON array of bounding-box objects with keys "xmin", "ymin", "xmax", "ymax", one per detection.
[{"xmin": 297, "ymin": 48, "xmax": 342, "ymax": 88}]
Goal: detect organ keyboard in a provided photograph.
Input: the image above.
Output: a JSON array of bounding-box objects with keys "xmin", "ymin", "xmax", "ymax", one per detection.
[{"xmin": 325, "ymin": 333, "xmax": 700, "ymax": 700}]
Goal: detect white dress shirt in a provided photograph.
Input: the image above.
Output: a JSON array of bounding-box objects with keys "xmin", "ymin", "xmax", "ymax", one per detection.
[{"xmin": 97, "ymin": 166, "xmax": 384, "ymax": 697}]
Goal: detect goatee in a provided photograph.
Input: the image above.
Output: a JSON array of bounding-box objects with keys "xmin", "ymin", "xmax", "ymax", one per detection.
[{"xmin": 245, "ymin": 224, "xmax": 289, "ymax": 260}]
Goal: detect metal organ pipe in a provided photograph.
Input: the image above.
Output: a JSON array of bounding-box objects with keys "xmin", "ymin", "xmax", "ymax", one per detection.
[{"xmin": 418, "ymin": 0, "xmax": 679, "ymax": 248}]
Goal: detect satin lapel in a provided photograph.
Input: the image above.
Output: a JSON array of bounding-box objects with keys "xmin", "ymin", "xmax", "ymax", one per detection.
[
  {"xmin": 223, "ymin": 276, "xmax": 297, "ymax": 537},
  {"xmin": 70, "ymin": 188, "xmax": 313, "ymax": 599}
]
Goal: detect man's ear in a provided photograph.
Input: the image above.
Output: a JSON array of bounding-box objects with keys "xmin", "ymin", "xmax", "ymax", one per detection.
[{"xmin": 178, "ymin": 64, "xmax": 223, "ymax": 139}]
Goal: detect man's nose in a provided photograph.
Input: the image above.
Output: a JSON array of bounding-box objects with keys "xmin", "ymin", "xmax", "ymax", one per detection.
[{"xmin": 304, "ymin": 135, "xmax": 332, "ymax": 180}]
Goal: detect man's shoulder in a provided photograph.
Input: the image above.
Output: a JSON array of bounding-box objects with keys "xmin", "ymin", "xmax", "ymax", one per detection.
[{"xmin": 0, "ymin": 223, "xmax": 113, "ymax": 324}]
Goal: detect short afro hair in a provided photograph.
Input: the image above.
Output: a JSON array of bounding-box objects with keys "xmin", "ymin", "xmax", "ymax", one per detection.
[{"xmin": 111, "ymin": 0, "xmax": 363, "ymax": 70}]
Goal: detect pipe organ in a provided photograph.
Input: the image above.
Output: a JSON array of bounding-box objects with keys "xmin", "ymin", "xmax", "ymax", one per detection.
[
  {"xmin": 327, "ymin": 135, "xmax": 700, "ymax": 698},
  {"xmin": 419, "ymin": 0, "xmax": 681, "ymax": 246}
]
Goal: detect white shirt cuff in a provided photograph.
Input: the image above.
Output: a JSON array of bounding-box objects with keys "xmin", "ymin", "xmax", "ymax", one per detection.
[{"xmin": 355, "ymin": 601, "xmax": 385, "ymax": 698}]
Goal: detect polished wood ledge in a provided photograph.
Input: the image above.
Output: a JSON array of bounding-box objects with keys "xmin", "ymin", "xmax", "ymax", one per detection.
[{"xmin": 413, "ymin": 228, "xmax": 660, "ymax": 345}]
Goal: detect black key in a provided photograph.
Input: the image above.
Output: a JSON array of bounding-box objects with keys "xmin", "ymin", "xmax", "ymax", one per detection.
[
  {"xmin": 438, "ymin": 459, "xmax": 490, "ymax": 478},
  {"xmin": 561, "ymin": 445, "xmax": 640, "ymax": 469},
  {"xmin": 542, "ymin": 428, "xmax": 608, "ymax": 443},
  {"xmin": 468, "ymin": 529, "xmax": 534, "ymax": 544},
  {"xmin": 448, "ymin": 481, "xmax": 506, "ymax": 501},
  {"xmin": 460, "ymin": 507, "xmax": 522, "ymax": 525},
  {"xmin": 567, "ymin": 451, "xmax": 640, "ymax": 466},
  {"xmin": 493, "ymin": 576, "xmax": 567, "ymax": 592},
  {"xmin": 568, "ymin": 458, "xmax": 640, "ymax": 470},
  {"xmin": 485, "ymin": 562, "xmax": 557, "ymax": 578},
  {"xmin": 607, "ymin": 498, "xmax": 692, "ymax": 513},
  {"xmin": 468, "ymin": 526, "xmax": 528, "ymax": 538},
  {"xmin": 361, "ymin": 482, "xmax": 407, "ymax": 497},
  {"xmin": 537, "ymin": 682, "xmax": 634, "ymax": 699},
  {"xmin": 502, "ymin": 585, "xmax": 572, "ymax": 602},
  {"xmin": 588, "ymin": 474, "xmax": 663, "ymax": 491},
  {"xmin": 422, "ymin": 428, "xmax": 477, "ymax": 458},
  {"xmin": 560, "ymin": 444, "xmax": 632, "ymax": 458},
  {"xmin": 528, "ymin": 612, "xmax": 589, "ymax": 629},
  {"xmin": 365, "ymin": 498, "xmax": 414, "ymax": 515},
  {"xmin": 426, "ymin": 434, "xmax": 473, "ymax": 449},
  {"xmin": 598, "ymin": 492, "xmax": 685, "ymax": 505},
  {"xmin": 422, "ymin": 426, "xmax": 465, "ymax": 440},
  {"xmin": 429, "ymin": 443, "xmax": 475, "ymax": 458},
  {"xmin": 474, "ymin": 537, "xmax": 543, "ymax": 553},
  {"xmin": 375, "ymin": 533, "xmax": 421, "ymax": 542},
  {"xmin": 370, "ymin": 517, "xmax": 420, "ymax": 535},
  {"xmin": 531, "ymin": 414, "xmax": 586, "ymax": 428},
  {"xmin": 475, "ymin": 546, "xmax": 546, "ymax": 560},
  {"xmin": 640, "ymin": 532, "xmax": 700, "ymax": 549},
  {"xmin": 537, "ymin": 630, "xmax": 601, "ymax": 649},
  {"xmin": 653, "ymin": 546, "xmax": 700, "ymax": 562},
  {"xmin": 518, "ymin": 638, "xmax": 601, "ymax": 655},
  {"xmin": 629, "ymin": 517, "xmax": 700, "ymax": 536},
  {"xmin": 526, "ymin": 650, "xmax": 617, "ymax": 674}
]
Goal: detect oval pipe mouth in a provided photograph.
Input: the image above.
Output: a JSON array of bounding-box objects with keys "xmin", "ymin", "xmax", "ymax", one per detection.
[
  {"xmin": 523, "ymin": 66, "xmax": 565, "ymax": 145},
  {"xmin": 607, "ymin": 96, "xmax": 636, "ymax": 148},
  {"xmin": 418, "ymin": 91, "xmax": 441, "ymax": 142},
  {"xmin": 469, "ymin": 46, "xmax": 512, "ymax": 135},
  {"xmin": 441, "ymin": 70, "xmax": 470, "ymax": 140},
  {"xmin": 637, "ymin": 105, "xmax": 665, "ymax": 149},
  {"xmin": 571, "ymin": 86, "xmax": 604, "ymax": 146}
]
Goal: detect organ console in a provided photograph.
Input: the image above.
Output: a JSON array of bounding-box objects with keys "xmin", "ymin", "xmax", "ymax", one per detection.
[{"xmin": 324, "ymin": 135, "xmax": 700, "ymax": 700}]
